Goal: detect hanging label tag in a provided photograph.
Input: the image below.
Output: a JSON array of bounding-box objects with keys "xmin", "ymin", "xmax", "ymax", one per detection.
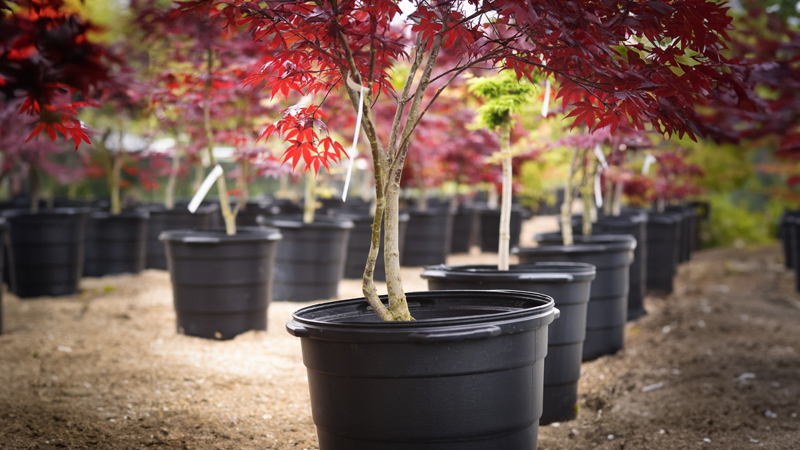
[
  {"xmin": 188, "ymin": 164, "xmax": 223, "ymax": 213},
  {"xmin": 642, "ymin": 154, "xmax": 657, "ymax": 175},
  {"xmin": 541, "ymin": 79, "xmax": 551, "ymax": 118},
  {"xmin": 342, "ymin": 72, "xmax": 366, "ymax": 202},
  {"xmin": 594, "ymin": 170, "xmax": 604, "ymax": 208},
  {"xmin": 593, "ymin": 144, "xmax": 609, "ymax": 170}
]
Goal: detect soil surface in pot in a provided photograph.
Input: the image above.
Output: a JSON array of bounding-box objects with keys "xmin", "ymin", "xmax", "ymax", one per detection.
[{"xmin": 0, "ymin": 215, "xmax": 799, "ymax": 450}]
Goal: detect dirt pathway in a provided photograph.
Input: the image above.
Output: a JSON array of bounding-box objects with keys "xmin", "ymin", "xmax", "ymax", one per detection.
[{"xmin": 1, "ymin": 218, "xmax": 798, "ymax": 449}]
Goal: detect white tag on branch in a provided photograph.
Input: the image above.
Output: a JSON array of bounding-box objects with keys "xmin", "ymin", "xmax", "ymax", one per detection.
[
  {"xmin": 342, "ymin": 72, "xmax": 366, "ymax": 202},
  {"xmin": 593, "ymin": 144, "xmax": 609, "ymax": 170},
  {"xmin": 594, "ymin": 170, "xmax": 604, "ymax": 208},
  {"xmin": 642, "ymin": 153, "xmax": 657, "ymax": 175},
  {"xmin": 541, "ymin": 79, "xmax": 551, "ymax": 118},
  {"xmin": 188, "ymin": 164, "xmax": 223, "ymax": 213}
]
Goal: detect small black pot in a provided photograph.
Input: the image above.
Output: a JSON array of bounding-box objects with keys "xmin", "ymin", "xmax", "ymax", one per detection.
[
  {"xmin": 84, "ymin": 210, "xmax": 149, "ymax": 277},
  {"xmin": 2, "ymin": 208, "xmax": 88, "ymax": 298},
  {"xmin": 449, "ymin": 204, "xmax": 479, "ymax": 254},
  {"xmin": 160, "ymin": 227, "xmax": 282, "ymax": 340},
  {"xmin": 565, "ymin": 211, "xmax": 648, "ymax": 321},
  {"xmin": 401, "ymin": 208, "xmax": 454, "ymax": 266},
  {"xmin": 515, "ymin": 234, "xmax": 636, "ymax": 361},
  {"xmin": 645, "ymin": 212, "xmax": 683, "ymax": 294},
  {"xmin": 787, "ymin": 216, "xmax": 800, "ymax": 293},
  {"xmin": 258, "ymin": 216, "xmax": 353, "ymax": 302},
  {"xmin": 332, "ymin": 210, "xmax": 409, "ymax": 282},
  {"xmin": 286, "ymin": 290, "xmax": 557, "ymax": 450},
  {"xmin": 143, "ymin": 204, "xmax": 218, "ymax": 270},
  {"xmin": 780, "ymin": 210, "xmax": 800, "ymax": 269},
  {"xmin": 421, "ymin": 263, "xmax": 595, "ymax": 425},
  {"xmin": 478, "ymin": 205, "xmax": 527, "ymax": 253}
]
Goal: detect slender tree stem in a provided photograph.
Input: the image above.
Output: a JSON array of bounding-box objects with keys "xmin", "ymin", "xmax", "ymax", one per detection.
[
  {"xmin": 303, "ymin": 170, "xmax": 316, "ymax": 224},
  {"xmin": 498, "ymin": 121, "xmax": 512, "ymax": 271},
  {"xmin": 29, "ymin": 166, "xmax": 40, "ymax": 213},
  {"xmin": 561, "ymin": 147, "xmax": 580, "ymax": 246}
]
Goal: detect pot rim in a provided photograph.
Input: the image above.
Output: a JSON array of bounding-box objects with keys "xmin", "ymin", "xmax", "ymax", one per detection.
[
  {"xmin": 1, "ymin": 207, "xmax": 92, "ymax": 219},
  {"xmin": 328, "ymin": 210, "xmax": 410, "ymax": 222},
  {"xmin": 420, "ymin": 263, "xmax": 596, "ymax": 283},
  {"xmin": 159, "ymin": 226, "xmax": 282, "ymax": 243},
  {"xmin": 141, "ymin": 204, "xmax": 219, "ymax": 214},
  {"xmin": 257, "ymin": 214, "xmax": 354, "ymax": 230},
  {"xmin": 514, "ymin": 233, "xmax": 636, "ymax": 254},
  {"xmin": 88, "ymin": 209, "xmax": 150, "ymax": 220},
  {"xmin": 286, "ymin": 289, "xmax": 556, "ymax": 343}
]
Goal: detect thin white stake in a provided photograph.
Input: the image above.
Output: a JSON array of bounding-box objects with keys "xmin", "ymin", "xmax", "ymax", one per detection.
[
  {"xmin": 342, "ymin": 73, "xmax": 366, "ymax": 202},
  {"xmin": 594, "ymin": 170, "xmax": 604, "ymax": 208},
  {"xmin": 541, "ymin": 79, "xmax": 551, "ymax": 117},
  {"xmin": 642, "ymin": 153, "xmax": 657, "ymax": 175},
  {"xmin": 188, "ymin": 164, "xmax": 223, "ymax": 213}
]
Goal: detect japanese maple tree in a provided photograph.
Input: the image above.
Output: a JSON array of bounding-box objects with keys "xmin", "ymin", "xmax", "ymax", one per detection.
[
  {"xmin": 0, "ymin": 0, "xmax": 118, "ymax": 147},
  {"xmin": 180, "ymin": 0, "xmax": 747, "ymax": 321}
]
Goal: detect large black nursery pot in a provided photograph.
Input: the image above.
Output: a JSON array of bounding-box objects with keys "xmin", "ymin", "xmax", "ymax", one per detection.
[
  {"xmin": 566, "ymin": 211, "xmax": 648, "ymax": 321},
  {"xmin": 401, "ymin": 207, "xmax": 454, "ymax": 266},
  {"xmin": 286, "ymin": 290, "xmax": 558, "ymax": 450},
  {"xmin": 84, "ymin": 210, "xmax": 149, "ymax": 277},
  {"xmin": 665, "ymin": 205, "xmax": 696, "ymax": 263},
  {"xmin": 645, "ymin": 211, "xmax": 683, "ymax": 294},
  {"xmin": 333, "ymin": 210, "xmax": 409, "ymax": 282},
  {"xmin": 478, "ymin": 205, "xmax": 527, "ymax": 253},
  {"xmin": 421, "ymin": 263, "xmax": 595, "ymax": 425},
  {"xmin": 230, "ymin": 199, "xmax": 282, "ymax": 226},
  {"xmin": 258, "ymin": 215, "xmax": 353, "ymax": 302},
  {"xmin": 449, "ymin": 204, "xmax": 479, "ymax": 254},
  {"xmin": 160, "ymin": 227, "xmax": 282, "ymax": 340},
  {"xmin": 2, "ymin": 208, "xmax": 88, "ymax": 298},
  {"xmin": 515, "ymin": 234, "xmax": 635, "ymax": 361},
  {"xmin": 143, "ymin": 204, "xmax": 219, "ymax": 270}
]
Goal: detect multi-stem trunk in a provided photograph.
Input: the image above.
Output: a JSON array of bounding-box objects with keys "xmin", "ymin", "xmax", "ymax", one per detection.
[
  {"xmin": 303, "ymin": 170, "xmax": 316, "ymax": 224},
  {"xmin": 498, "ymin": 121, "xmax": 512, "ymax": 271},
  {"xmin": 560, "ymin": 147, "xmax": 580, "ymax": 246},
  {"xmin": 203, "ymin": 48, "xmax": 236, "ymax": 235}
]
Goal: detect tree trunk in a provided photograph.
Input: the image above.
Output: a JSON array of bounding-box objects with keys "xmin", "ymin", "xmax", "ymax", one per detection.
[
  {"xmin": 560, "ymin": 147, "xmax": 580, "ymax": 246},
  {"xmin": 303, "ymin": 169, "xmax": 316, "ymax": 224},
  {"xmin": 165, "ymin": 151, "xmax": 180, "ymax": 210},
  {"xmin": 611, "ymin": 180, "xmax": 623, "ymax": 216},
  {"xmin": 110, "ymin": 153, "xmax": 123, "ymax": 215},
  {"xmin": 384, "ymin": 177, "xmax": 412, "ymax": 320},
  {"xmin": 30, "ymin": 166, "xmax": 40, "ymax": 213},
  {"xmin": 498, "ymin": 121, "xmax": 512, "ymax": 271},
  {"xmin": 204, "ymin": 48, "xmax": 236, "ymax": 235}
]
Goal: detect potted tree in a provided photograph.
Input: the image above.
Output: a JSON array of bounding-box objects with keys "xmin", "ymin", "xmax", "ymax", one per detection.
[
  {"xmin": 186, "ymin": 0, "xmax": 746, "ymax": 447},
  {"xmin": 130, "ymin": 3, "xmax": 284, "ymax": 339},
  {"xmin": 421, "ymin": 71, "xmax": 595, "ymax": 424}
]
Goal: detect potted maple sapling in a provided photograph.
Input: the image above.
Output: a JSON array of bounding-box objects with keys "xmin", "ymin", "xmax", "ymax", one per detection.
[
  {"xmin": 515, "ymin": 127, "xmax": 637, "ymax": 361},
  {"xmin": 0, "ymin": 0, "xmax": 119, "ymax": 299},
  {"xmin": 558, "ymin": 129, "xmax": 652, "ymax": 320},
  {"xmin": 421, "ymin": 72, "xmax": 594, "ymax": 425},
  {"xmin": 187, "ymin": 0, "xmax": 749, "ymax": 447},
  {"xmin": 132, "ymin": 3, "xmax": 283, "ymax": 340}
]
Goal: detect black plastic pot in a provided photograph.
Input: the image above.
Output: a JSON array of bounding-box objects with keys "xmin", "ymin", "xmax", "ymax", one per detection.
[
  {"xmin": 788, "ymin": 216, "xmax": 800, "ymax": 293},
  {"xmin": 286, "ymin": 290, "xmax": 557, "ymax": 450},
  {"xmin": 258, "ymin": 216, "xmax": 353, "ymax": 302},
  {"xmin": 332, "ymin": 211, "xmax": 409, "ymax": 282},
  {"xmin": 478, "ymin": 205, "xmax": 527, "ymax": 253},
  {"xmin": 143, "ymin": 204, "xmax": 219, "ymax": 270},
  {"xmin": 2, "ymin": 208, "xmax": 88, "ymax": 298},
  {"xmin": 160, "ymin": 227, "xmax": 282, "ymax": 340},
  {"xmin": 450, "ymin": 204, "xmax": 479, "ymax": 254},
  {"xmin": 515, "ymin": 234, "xmax": 635, "ymax": 361},
  {"xmin": 780, "ymin": 210, "xmax": 800, "ymax": 269},
  {"xmin": 232, "ymin": 200, "xmax": 282, "ymax": 226},
  {"xmin": 401, "ymin": 208, "xmax": 454, "ymax": 266},
  {"xmin": 421, "ymin": 263, "xmax": 595, "ymax": 425},
  {"xmin": 565, "ymin": 211, "xmax": 648, "ymax": 321},
  {"xmin": 645, "ymin": 212, "xmax": 683, "ymax": 294},
  {"xmin": 84, "ymin": 210, "xmax": 149, "ymax": 277},
  {"xmin": 665, "ymin": 205, "xmax": 696, "ymax": 263}
]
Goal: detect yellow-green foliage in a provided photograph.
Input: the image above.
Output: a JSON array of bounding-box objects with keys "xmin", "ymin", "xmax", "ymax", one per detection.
[{"xmin": 468, "ymin": 71, "xmax": 539, "ymax": 130}]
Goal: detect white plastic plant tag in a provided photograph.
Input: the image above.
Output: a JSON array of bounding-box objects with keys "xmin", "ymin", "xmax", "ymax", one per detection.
[
  {"xmin": 342, "ymin": 72, "xmax": 366, "ymax": 202},
  {"xmin": 642, "ymin": 153, "xmax": 657, "ymax": 175},
  {"xmin": 541, "ymin": 79, "xmax": 551, "ymax": 118},
  {"xmin": 188, "ymin": 164, "xmax": 223, "ymax": 213},
  {"xmin": 593, "ymin": 144, "xmax": 609, "ymax": 170},
  {"xmin": 594, "ymin": 170, "xmax": 604, "ymax": 208}
]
